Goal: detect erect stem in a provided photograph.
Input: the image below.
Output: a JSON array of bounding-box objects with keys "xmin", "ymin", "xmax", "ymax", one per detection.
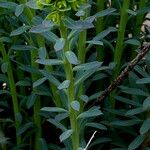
[
  {"xmin": 59, "ymin": 22, "xmax": 79, "ymax": 150},
  {"xmin": 0, "ymin": 41, "xmax": 21, "ymax": 145},
  {"xmin": 96, "ymin": 0, "xmax": 105, "ymax": 61},
  {"xmin": 131, "ymin": 0, "xmax": 147, "ymax": 59},
  {"xmin": 77, "ymin": 2, "xmax": 88, "ymax": 112},
  {"xmin": 111, "ymin": 0, "xmax": 130, "ymax": 108}
]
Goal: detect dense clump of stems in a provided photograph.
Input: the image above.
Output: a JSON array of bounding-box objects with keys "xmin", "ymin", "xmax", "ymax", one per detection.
[{"xmin": 60, "ymin": 22, "xmax": 79, "ymax": 150}]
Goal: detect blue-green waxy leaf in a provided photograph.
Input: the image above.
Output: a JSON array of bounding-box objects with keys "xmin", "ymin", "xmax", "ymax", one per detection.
[
  {"xmin": 75, "ymin": 69, "xmax": 97, "ymax": 85},
  {"xmin": 136, "ymin": 78, "xmax": 150, "ymax": 84},
  {"xmin": 71, "ymin": 101, "xmax": 80, "ymax": 111},
  {"xmin": 26, "ymin": 93, "xmax": 37, "ymax": 109},
  {"xmin": 119, "ymin": 86, "xmax": 149, "ymax": 96},
  {"xmin": 15, "ymin": 4, "xmax": 24, "ymax": 17},
  {"xmin": 41, "ymin": 107, "xmax": 68, "ymax": 113},
  {"xmin": 128, "ymin": 135, "xmax": 145, "ymax": 150},
  {"xmin": 80, "ymin": 95, "xmax": 89, "ymax": 103},
  {"xmin": 36, "ymin": 59, "xmax": 63, "ymax": 66},
  {"xmin": 65, "ymin": 51, "xmax": 80, "ymax": 65},
  {"xmin": 111, "ymin": 119, "xmax": 142, "ymax": 126},
  {"xmin": 86, "ymin": 40, "xmax": 103, "ymax": 46},
  {"xmin": 125, "ymin": 39, "xmax": 141, "ymax": 46},
  {"xmin": 47, "ymin": 119, "xmax": 67, "ymax": 131},
  {"xmin": 59, "ymin": 129, "xmax": 73, "ymax": 142},
  {"xmin": 127, "ymin": 9, "xmax": 137, "ymax": 16},
  {"xmin": 40, "ymin": 138, "xmax": 48, "ymax": 150},
  {"xmin": 54, "ymin": 38, "xmax": 65, "ymax": 51},
  {"xmin": 16, "ymin": 80, "xmax": 31, "ymax": 87},
  {"xmin": 17, "ymin": 122, "xmax": 34, "ymax": 136},
  {"xmin": 75, "ymin": 10, "xmax": 85, "ymax": 17},
  {"xmin": 63, "ymin": 17, "xmax": 94, "ymax": 30},
  {"xmin": 10, "ymin": 45, "xmax": 36, "ymax": 51},
  {"xmin": 0, "ymin": 2, "xmax": 17, "ymax": 10},
  {"xmin": 140, "ymin": 119, "xmax": 150, "ymax": 135},
  {"xmin": 38, "ymin": 47, "xmax": 47, "ymax": 59},
  {"xmin": 40, "ymin": 70, "xmax": 60, "ymax": 86},
  {"xmin": 125, "ymin": 107, "xmax": 144, "ymax": 116},
  {"xmin": 73, "ymin": 61, "xmax": 102, "ymax": 71},
  {"xmin": 94, "ymin": 8, "xmax": 116, "ymax": 18},
  {"xmin": 58, "ymin": 80, "xmax": 70, "ymax": 90},
  {"xmin": 26, "ymin": 0, "xmax": 39, "ymax": 9},
  {"xmin": 86, "ymin": 122, "xmax": 107, "ymax": 130},
  {"xmin": 1, "ymin": 62, "xmax": 8, "ymax": 73},
  {"xmin": 10, "ymin": 25, "xmax": 30, "ymax": 36},
  {"xmin": 77, "ymin": 107, "xmax": 103, "ymax": 119},
  {"xmin": 30, "ymin": 21, "xmax": 54, "ymax": 33},
  {"xmin": 143, "ymin": 96, "xmax": 150, "ymax": 111},
  {"xmin": 33, "ymin": 77, "xmax": 47, "ymax": 88}
]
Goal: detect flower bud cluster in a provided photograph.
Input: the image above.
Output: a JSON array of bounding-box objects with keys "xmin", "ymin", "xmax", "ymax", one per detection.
[{"xmin": 36, "ymin": 0, "xmax": 86, "ymax": 24}]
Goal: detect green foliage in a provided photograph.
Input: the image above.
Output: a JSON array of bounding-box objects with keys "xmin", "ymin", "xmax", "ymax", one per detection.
[{"xmin": 1, "ymin": 0, "xmax": 150, "ymax": 150}]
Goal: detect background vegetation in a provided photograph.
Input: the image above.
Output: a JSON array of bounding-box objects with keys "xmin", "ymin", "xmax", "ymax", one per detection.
[{"xmin": 1, "ymin": 0, "xmax": 150, "ymax": 149}]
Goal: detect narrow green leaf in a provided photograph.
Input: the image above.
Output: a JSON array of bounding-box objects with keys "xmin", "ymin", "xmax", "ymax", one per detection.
[
  {"xmin": 73, "ymin": 61, "xmax": 102, "ymax": 71},
  {"xmin": 86, "ymin": 40, "xmax": 103, "ymax": 46},
  {"xmin": 86, "ymin": 122, "xmax": 107, "ymax": 130},
  {"xmin": 1, "ymin": 62, "xmax": 8, "ymax": 73},
  {"xmin": 17, "ymin": 122, "xmax": 34, "ymax": 136},
  {"xmin": 26, "ymin": 93, "xmax": 37, "ymax": 109},
  {"xmin": 111, "ymin": 119, "xmax": 142, "ymax": 126},
  {"xmin": 140, "ymin": 119, "xmax": 150, "ymax": 135},
  {"xmin": 143, "ymin": 96, "xmax": 150, "ymax": 111},
  {"xmin": 115, "ymin": 96, "xmax": 141, "ymax": 107},
  {"xmin": 10, "ymin": 45, "xmax": 36, "ymax": 51},
  {"xmin": 54, "ymin": 38, "xmax": 65, "ymax": 51},
  {"xmin": 71, "ymin": 101, "xmax": 80, "ymax": 111},
  {"xmin": 58, "ymin": 80, "xmax": 70, "ymax": 90},
  {"xmin": 77, "ymin": 107, "xmax": 103, "ymax": 119},
  {"xmin": 75, "ymin": 69, "xmax": 96, "ymax": 86},
  {"xmin": 41, "ymin": 107, "xmax": 68, "ymax": 113},
  {"xmin": 40, "ymin": 70, "xmax": 60, "ymax": 86},
  {"xmin": 119, "ymin": 86, "xmax": 149, "ymax": 96},
  {"xmin": 33, "ymin": 77, "xmax": 47, "ymax": 88},
  {"xmin": 10, "ymin": 25, "xmax": 30, "ymax": 36},
  {"xmin": 63, "ymin": 17, "xmax": 94, "ymax": 30},
  {"xmin": 80, "ymin": 95, "xmax": 89, "ymax": 103},
  {"xmin": 128, "ymin": 135, "xmax": 144, "ymax": 150},
  {"xmin": 15, "ymin": 4, "xmax": 24, "ymax": 17},
  {"xmin": 36, "ymin": 59, "xmax": 63, "ymax": 66},
  {"xmin": 16, "ymin": 80, "xmax": 31, "ymax": 87},
  {"xmin": 125, "ymin": 107, "xmax": 144, "ymax": 116},
  {"xmin": 38, "ymin": 47, "xmax": 47, "ymax": 59},
  {"xmin": 125, "ymin": 39, "xmax": 141, "ymax": 46},
  {"xmin": 136, "ymin": 78, "xmax": 150, "ymax": 84},
  {"xmin": 65, "ymin": 51, "xmax": 80, "ymax": 65},
  {"xmin": 0, "ymin": 2, "xmax": 17, "ymax": 10},
  {"xmin": 26, "ymin": 0, "xmax": 39, "ymax": 9},
  {"xmin": 59, "ymin": 129, "xmax": 73, "ymax": 142},
  {"xmin": 40, "ymin": 138, "xmax": 48, "ymax": 150},
  {"xmin": 94, "ymin": 8, "xmax": 116, "ymax": 18},
  {"xmin": 47, "ymin": 119, "xmax": 67, "ymax": 131}
]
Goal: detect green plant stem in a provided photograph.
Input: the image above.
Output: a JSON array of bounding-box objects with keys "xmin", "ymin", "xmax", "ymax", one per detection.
[
  {"xmin": 96, "ymin": 0, "xmax": 105, "ymax": 61},
  {"xmin": 60, "ymin": 23, "xmax": 79, "ymax": 150},
  {"xmin": 110, "ymin": 0, "xmax": 130, "ymax": 108},
  {"xmin": 0, "ymin": 41, "xmax": 21, "ymax": 145},
  {"xmin": 17, "ymin": 2, "xmax": 41, "ymax": 148},
  {"xmin": 131, "ymin": 0, "xmax": 147, "ymax": 59},
  {"xmin": 77, "ymin": 7, "xmax": 88, "ymax": 112}
]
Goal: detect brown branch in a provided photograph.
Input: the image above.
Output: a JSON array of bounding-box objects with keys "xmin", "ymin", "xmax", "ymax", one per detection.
[{"xmin": 92, "ymin": 43, "xmax": 150, "ymax": 106}]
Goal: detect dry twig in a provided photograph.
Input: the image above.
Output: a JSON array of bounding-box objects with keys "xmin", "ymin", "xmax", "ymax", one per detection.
[{"xmin": 92, "ymin": 43, "xmax": 150, "ymax": 106}]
